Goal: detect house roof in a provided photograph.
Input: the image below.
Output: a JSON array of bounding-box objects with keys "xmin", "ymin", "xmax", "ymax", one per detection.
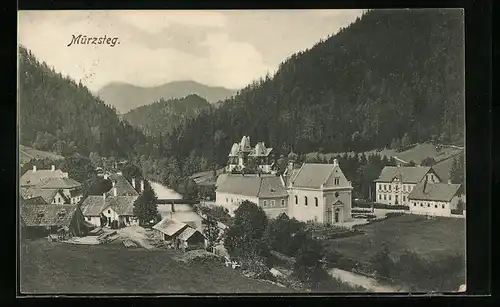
[
  {"xmin": 408, "ymin": 182, "xmax": 462, "ymax": 202},
  {"xmin": 177, "ymin": 227, "xmax": 204, "ymax": 241},
  {"xmin": 20, "ymin": 169, "xmax": 68, "ymax": 187},
  {"xmin": 153, "ymin": 218, "xmax": 188, "ymax": 236},
  {"xmin": 21, "ymin": 196, "xmax": 48, "ymax": 206},
  {"xmin": 106, "ymin": 174, "xmax": 139, "ymax": 196},
  {"xmin": 216, "ymin": 173, "xmax": 229, "ymax": 187},
  {"xmin": 290, "ymin": 163, "xmax": 335, "ymax": 189},
  {"xmin": 375, "ymin": 166, "xmax": 432, "ymax": 183},
  {"xmin": 20, "ymin": 204, "xmax": 78, "ymax": 227},
  {"xmin": 216, "ymin": 174, "xmax": 287, "ymax": 198},
  {"xmin": 21, "ymin": 187, "xmax": 59, "ymax": 204},
  {"xmin": 80, "ymin": 195, "xmax": 138, "ymax": 216},
  {"xmin": 432, "ymin": 157, "xmax": 455, "ymax": 183},
  {"xmin": 40, "ymin": 178, "xmax": 82, "ymax": 189}
]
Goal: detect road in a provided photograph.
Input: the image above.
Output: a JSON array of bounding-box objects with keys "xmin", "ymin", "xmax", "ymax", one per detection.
[
  {"xmin": 328, "ymin": 268, "xmax": 403, "ymax": 292},
  {"xmin": 150, "ymin": 181, "xmax": 183, "ymax": 199}
]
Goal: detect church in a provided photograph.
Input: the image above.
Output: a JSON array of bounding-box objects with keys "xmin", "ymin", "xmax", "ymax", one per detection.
[{"xmin": 217, "ymin": 140, "xmax": 352, "ymax": 225}]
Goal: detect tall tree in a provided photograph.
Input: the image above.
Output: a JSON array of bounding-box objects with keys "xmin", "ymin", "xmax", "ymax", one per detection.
[{"xmin": 133, "ymin": 180, "xmax": 159, "ymax": 225}]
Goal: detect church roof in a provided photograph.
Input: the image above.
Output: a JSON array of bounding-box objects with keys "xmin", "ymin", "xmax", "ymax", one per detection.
[
  {"xmin": 290, "ymin": 163, "xmax": 336, "ymax": 189},
  {"xmin": 216, "ymin": 174, "xmax": 287, "ymax": 198}
]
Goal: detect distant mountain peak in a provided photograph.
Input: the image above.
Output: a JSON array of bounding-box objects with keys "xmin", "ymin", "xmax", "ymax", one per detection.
[{"xmin": 97, "ymin": 80, "xmax": 238, "ymax": 113}]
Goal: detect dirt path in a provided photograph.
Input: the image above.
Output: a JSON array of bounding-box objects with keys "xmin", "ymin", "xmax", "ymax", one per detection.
[
  {"xmin": 328, "ymin": 268, "xmax": 402, "ymax": 292},
  {"xmin": 118, "ymin": 226, "xmax": 155, "ymax": 251}
]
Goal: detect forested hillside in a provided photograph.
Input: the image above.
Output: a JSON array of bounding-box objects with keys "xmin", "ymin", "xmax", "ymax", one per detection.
[
  {"xmin": 165, "ymin": 9, "xmax": 465, "ymax": 167},
  {"xmin": 97, "ymin": 80, "xmax": 237, "ymax": 114},
  {"xmin": 19, "ymin": 46, "xmax": 154, "ymax": 159},
  {"xmin": 123, "ymin": 94, "xmax": 211, "ymax": 137}
]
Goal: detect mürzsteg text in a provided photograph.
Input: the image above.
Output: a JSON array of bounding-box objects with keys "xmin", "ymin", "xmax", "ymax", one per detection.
[{"xmin": 67, "ymin": 35, "xmax": 119, "ymax": 47}]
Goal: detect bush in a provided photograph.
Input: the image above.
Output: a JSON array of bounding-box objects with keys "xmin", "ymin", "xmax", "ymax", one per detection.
[
  {"xmin": 385, "ymin": 212, "xmax": 405, "ymax": 219},
  {"xmin": 353, "ymin": 200, "xmax": 409, "ymax": 210}
]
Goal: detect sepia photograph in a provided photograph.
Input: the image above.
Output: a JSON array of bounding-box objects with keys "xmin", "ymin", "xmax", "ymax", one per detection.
[{"xmin": 18, "ymin": 9, "xmax": 466, "ymax": 294}]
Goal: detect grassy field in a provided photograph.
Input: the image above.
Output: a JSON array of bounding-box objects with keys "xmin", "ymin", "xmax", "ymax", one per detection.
[
  {"xmin": 324, "ymin": 214, "xmax": 466, "ymax": 263},
  {"xmin": 20, "ymin": 239, "xmax": 296, "ymax": 294}
]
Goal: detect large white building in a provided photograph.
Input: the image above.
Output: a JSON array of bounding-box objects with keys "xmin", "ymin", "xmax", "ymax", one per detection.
[
  {"xmin": 284, "ymin": 159, "xmax": 353, "ymax": 225},
  {"xmin": 215, "ymin": 173, "xmax": 288, "ymax": 219},
  {"xmin": 374, "ymin": 166, "xmax": 441, "ymax": 206},
  {"xmin": 227, "ymin": 136, "xmax": 274, "ymax": 173},
  {"xmin": 408, "ymin": 179, "xmax": 464, "ymax": 217}
]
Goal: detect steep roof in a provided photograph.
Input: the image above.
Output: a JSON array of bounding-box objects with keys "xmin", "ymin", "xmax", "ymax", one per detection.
[
  {"xmin": 80, "ymin": 195, "xmax": 138, "ymax": 216},
  {"xmin": 290, "ymin": 164, "xmax": 335, "ymax": 189},
  {"xmin": 107, "ymin": 174, "xmax": 139, "ymax": 196},
  {"xmin": 21, "ymin": 196, "xmax": 48, "ymax": 206},
  {"xmin": 375, "ymin": 166, "xmax": 432, "ymax": 183},
  {"xmin": 20, "ymin": 169, "xmax": 68, "ymax": 187},
  {"xmin": 153, "ymin": 218, "xmax": 188, "ymax": 236},
  {"xmin": 21, "ymin": 187, "xmax": 59, "ymax": 204},
  {"xmin": 408, "ymin": 182, "xmax": 462, "ymax": 202},
  {"xmin": 20, "ymin": 204, "xmax": 78, "ymax": 227},
  {"xmin": 216, "ymin": 174, "xmax": 287, "ymax": 198},
  {"xmin": 40, "ymin": 178, "xmax": 82, "ymax": 189},
  {"xmin": 432, "ymin": 157, "xmax": 455, "ymax": 183},
  {"xmin": 177, "ymin": 227, "xmax": 204, "ymax": 241}
]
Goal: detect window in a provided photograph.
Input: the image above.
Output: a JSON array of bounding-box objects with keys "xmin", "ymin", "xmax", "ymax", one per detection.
[
  {"xmin": 126, "ymin": 216, "xmax": 130, "ymax": 222},
  {"xmin": 388, "ymin": 195, "xmax": 391, "ymax": 201},
  {"xmin": 314, "ymin": 216, "xmax": 318, "ymax": 222},
  {"xmin": 315, "ymin": 197, "xmax": 318, "ymax": 207},
  {"xmin": 271, "ymin": 200, "xmax": 275, "ymax": 207},
  {"xmin": 442, "ymin": 204, "xmax": 445, "ymax": 209},
  {"xmin": 379, "ymin": 195, "xmax": 382, "ymax": 200},
  {"xmin": 304, "ymin": 196, "xmax": 308, "ymax": 206},
  {"xmin": 108, "ymin": 209, "xmax": 111, "ymax": 214},
  {"xmin": 295, "ymin": 195, "xmax": 298, "ymax": 205},
  {"xmin": 403, "ymin": 196, "xmax": 406, "ymax": 201},
  {"xmin": 335, "ymin": 192, "xmax": 339, "ymax": 197},
  {"xmin": 389, "ymin": 185, "xmax": 391, "ymax": 191},
  {"xmin": 384, "ymin": 195, "xmax": 387, "ymax": 200},
  {"xmin": 263, "ymin": 200, "xmax": 267, "ymax": 207},
  {"xmin": 87, "ymin": 217, "xmax": 91, "ymax": 221},
  {"xmin": 420, "ymin": 203, "xmax": 423, "ymax": 207},
  {"xmin": 435, "ymin": 204, "xmax": 438, "ymax": 208},
  {"xmin": 413, "ymin": 202, "xmax": 416, "ymax": 207},
  {"xmin": 281, "ymin": 199, "xmax": 285, "ymax": 207},
  {"xmin": 378, "ymin": 184, "xmax": 381, "ymax": 191},
  {"xmin": 427, "ymin": 204, "xmax": 430, "ymax": 207},
  {"xmin": 226, "ymin": 198, "xmax": 228, "ymax": 203},
  {"xmin": 384, "ymin": 184, "xmax": 387, "ymax": 190},
  {"xmin": 334, "ymin": 177, "xmax": 340, "ymax": 185}
]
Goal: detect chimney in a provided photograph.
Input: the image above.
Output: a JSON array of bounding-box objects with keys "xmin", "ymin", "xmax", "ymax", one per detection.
[
  {"xmin": 32, "ymin": 165, "xmax": 37, "ymax": 172},
  {"xmin": 140, "ymin": 180, "xmax": 144, "ymax": 192},
  {"xmin": 51, "ymin": 165, "xmax": 55, "ymax": 171},
  {"xmin": 132, "ymin": 178, "xmax": 136, "ymax": 189},
  {"xmin": 112, "ymin": 180, "xmax": 116, "ymax": 187},
  {"xmin": 103, "ymin": 193, "xmax": 106, "ymax": 203},
  {"xmin": 113, "ymin": 187, "xmax": 117, "ymax": 196},
  {"xmin": 333, "ymin": 159, "xmax": 339, "ymax": 167}
]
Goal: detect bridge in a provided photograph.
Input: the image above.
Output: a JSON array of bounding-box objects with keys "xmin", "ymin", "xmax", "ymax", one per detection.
[{"xmin": 156, "ymin": 199, "xmax": 200, "ymax": 205}]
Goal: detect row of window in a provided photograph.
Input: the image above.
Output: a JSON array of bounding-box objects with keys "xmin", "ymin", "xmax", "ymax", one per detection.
[
  {"xmin": 378, "ymin": 184, "xmax": 413, "ymax": 192},
  {"xmin": 413, "ymin": 202, "xmax": 446, "ymax": 209},
  {"xmin": 378, "ymin": 194, "xmax": 407, "ymax": 202},
  {"xmin": 293, "ymin": 193, "xmax": 340, "ymax": 207},
  {"xmin": 263, "ymin": 199, "xmax": 286, "ymax": 207}
]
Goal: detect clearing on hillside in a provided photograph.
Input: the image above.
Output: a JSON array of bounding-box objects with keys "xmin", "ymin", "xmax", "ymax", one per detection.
[
  {"xmin": 324, "ymin": 214, "xmax": 465, "ymax": 262},
  {"xmin": 20, "ymin": 239, "xmax": 295, "ymax": 294}
]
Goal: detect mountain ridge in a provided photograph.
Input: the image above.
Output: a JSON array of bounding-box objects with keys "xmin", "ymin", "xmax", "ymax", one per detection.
[{"xmin": 97, "ymin": 80, "xmax": 237, "ymax": 114}]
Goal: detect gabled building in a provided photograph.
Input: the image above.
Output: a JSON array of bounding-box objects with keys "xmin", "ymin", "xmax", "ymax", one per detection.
[
  {"xmin": 215, "ymin": 174, "xmax": 288, "ymax": 219},
  {"xmin": 20, "ymin": 165, "xmax": 68, "ymax": 188},
  {"xmin": 20, "ymin": 200, "xmax": 87, "ymax": 238},
  {"xmin": 227, "ymin": 136, "xmax": 274, "ymax": 173},
  {"xmin": 286, "ymin": 159, "xmax": 353, "ymax": 225},
  {"xmin": 408, "ymin": 179, "xmax": 463, "ymax": 217},
  {"xmin": 80, "ymin": 193, "xmax": 139, "ymax": 228},
  {"xmin": 374, "ymin": 166, "xmax": 441, "ymax": 206}
]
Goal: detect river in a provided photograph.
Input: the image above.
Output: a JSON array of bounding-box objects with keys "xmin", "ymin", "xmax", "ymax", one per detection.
[{"xmin": 149, "ymin": 181, "xmax": 183, "ymax": 199}]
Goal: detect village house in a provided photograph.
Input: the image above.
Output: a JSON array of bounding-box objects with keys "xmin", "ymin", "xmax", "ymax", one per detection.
[
  {"xmin": 285, "ymin": 159, "xmax": 353, "ymax": 225},
  {"xmin": 20, "ymin": 165, "xmax": 83, "ymax": 205},
  {"xmin": 374, "ymin": 166, "xmax": 441, "ymax": 206},
  {"xmin": 157, "ymin": 203, "xmax": 204, "ymax": 232},
  {"xmin": 408, "ymin": 178, "xmax": 464, "ymax": 217},
  {"xmin": 226, "ymin": 136, "xmax": 274, "ymax": 173},
  {"xmin": 153, "ymin": 217, "xmax": 205, "ymax": 249},
  {"xmin": 20, "ymin": 197, "xmax": 88, "ymax": 239},
  {"xmin": 215, "ymin": 173, "xmax": 288, "ymax": 219}
]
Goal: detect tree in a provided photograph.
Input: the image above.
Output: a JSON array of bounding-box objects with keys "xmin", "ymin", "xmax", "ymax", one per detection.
[
  {"xmin": 203, "ymin": 216, "xmax": 221, "ymax": 251},
  {"xmin": 89, "ymin": 152, "xmax": 101, "ymax": 168},
  {"xmin": 450, "ymin": 153, "xmax": 464, "ymax": 186},
  {"xmin": 59, "ymin": 156, "xmax": 96, "ymax": 184},
  {"xmin": 264, "ymin": 213, "xmax": 307, "ymax": 257},
  {"xmin": 133, "ymin": 180, "xmax": 159, "ymax": 225},
  {"xmin": 371, "ymin": 243, "xmax": 394, "ymax": 278},
  {"xmin": 421, "ymin": 156, "xmax": 436, "ymax": 166},
  {"xmin": 407, "ymin": 160, "xmax": 416, "ymax": 166},
  {"xmin": 293, "ymin": 237, "xmax": 328, "ymax": 288},
  {"xmin": 224, "ymin": 200, "xmax": 268, "ymax": 257}
]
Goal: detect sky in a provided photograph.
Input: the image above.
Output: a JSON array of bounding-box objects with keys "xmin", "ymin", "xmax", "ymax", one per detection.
[{"xmin": 18, "ymin": 10, "xmax": 365, "ymax": 92}]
